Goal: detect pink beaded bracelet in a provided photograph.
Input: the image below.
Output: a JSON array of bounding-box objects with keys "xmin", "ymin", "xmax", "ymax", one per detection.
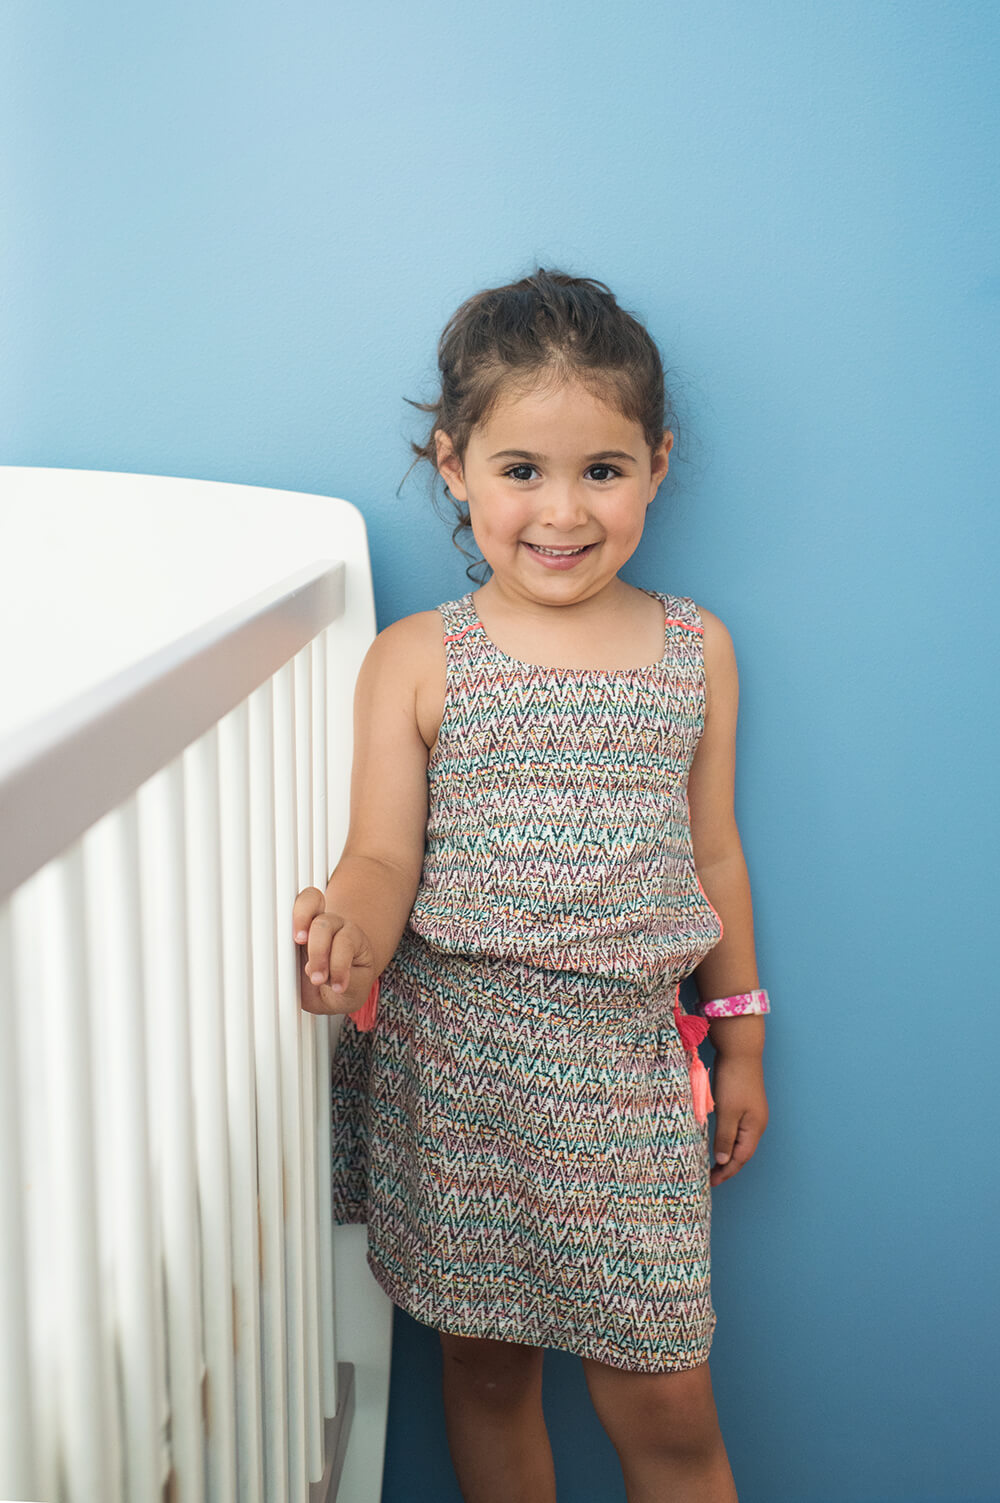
[{"xmin": 698, "ymin": 988, "xmax": 770, "ymax": 1018}]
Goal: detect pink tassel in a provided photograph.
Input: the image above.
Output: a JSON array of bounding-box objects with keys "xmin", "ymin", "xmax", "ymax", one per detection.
[
  {"xmin": 673, "ymin": 1000, "xmax": 714, "ymax": 1124},
  {"xmin": 675, "ymin": 1010, "xmax": 710, "ymax": 1052},
  {"xmin": 689, "ymin": 1055, "xmax": 714, "ymax": 1124},
  {"xmin": 351, "ymin": 975, "xmax": 380, "ymax": 1032}
]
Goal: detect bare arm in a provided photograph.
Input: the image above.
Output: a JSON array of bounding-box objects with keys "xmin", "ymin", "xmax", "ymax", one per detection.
[
  {"xmin": 295, "ymin": 616, "xmax": 430, "ymax": 1016},
  {"xmin": 686, "ymin": 606, "xmax": 769, "ymax": 1182},
  {"xmin": 687, "ymin": 608, "xmax": 762, "ymax": 1028}
]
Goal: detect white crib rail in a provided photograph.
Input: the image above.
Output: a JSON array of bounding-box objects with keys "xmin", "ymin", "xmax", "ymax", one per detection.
[{"xmin": 0, "ymin": 471, "xmax": 391, "ymax": 1503}]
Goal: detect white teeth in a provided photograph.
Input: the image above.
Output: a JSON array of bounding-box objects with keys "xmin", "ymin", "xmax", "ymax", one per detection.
[{"xmin": 528, "ymin": 543, "xmax": 589, "ymax": 556}]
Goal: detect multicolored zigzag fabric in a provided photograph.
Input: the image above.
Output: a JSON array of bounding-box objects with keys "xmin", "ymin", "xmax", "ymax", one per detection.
[
  {"xmin": 409, "ymin": 589, "xmax": 723, "ymax": 989},
  {"xmin": 331, "ymin": 589, "xmax": 724, "ymax": 1371}
]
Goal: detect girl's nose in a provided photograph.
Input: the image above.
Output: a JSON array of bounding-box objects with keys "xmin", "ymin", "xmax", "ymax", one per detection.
[{"xmin": 536, "ymin": 483, "xmax": 590, "ymax": 527}]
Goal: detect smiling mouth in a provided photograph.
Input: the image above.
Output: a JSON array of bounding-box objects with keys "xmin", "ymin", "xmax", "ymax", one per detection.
[{"xmin": 523, "ymin": 542, "xmax": 596, "ymax": 556}]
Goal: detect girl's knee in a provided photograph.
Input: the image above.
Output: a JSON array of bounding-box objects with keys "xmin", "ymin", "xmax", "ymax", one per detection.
[
  {"xmin": 582, "ymin": 1357, "xmax": 724, "ymax": 1462},
  {"xmin": 440, "ymin": 1331, "xmax": 544, "ymax": 1407}
]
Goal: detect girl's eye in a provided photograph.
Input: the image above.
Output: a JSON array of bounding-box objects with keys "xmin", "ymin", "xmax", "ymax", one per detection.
[{"xmin": 502, "ymin": 463, "xmax": 621, "ymax": 483}]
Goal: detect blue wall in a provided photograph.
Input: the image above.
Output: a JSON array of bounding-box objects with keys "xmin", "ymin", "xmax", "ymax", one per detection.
[{"xmin": 4, "ymin": 4, "xmax": 998, "ymax": 1500}]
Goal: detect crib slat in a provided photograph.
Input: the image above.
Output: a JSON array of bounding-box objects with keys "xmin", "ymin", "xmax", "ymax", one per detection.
[
  {"xmin": 310, "ymin": 630, "xmax": 338, "ymax": 1420},
  {"xmin": 311, "ymin": 622, "xmax": 330, "ymax": 893},
  {"xmin": 138, "ymin": 762, "xmax": 207, "ymax": 1503},
  {"xmin": 273, "ymin": 661, "xmax": 310, "ymax": 1499},
  {"xmin": 294, "ymin": 646, "xmax": 326, "ymax": 1480},
  {"xmin": 183, "ymin": 726, "xmax": 239, "ymax": 1502},
  {"xmin": 322, "ymin": 619, "xmax": 354, "ymax": 865},
  {"xmin": 321, "ymin": 612, "xmax": 353, "ymax": 1122},
  {"xmin": 248, "ymin": 680, "xmax": 290, "ymax": 1503},
  {"xmin": 9, "ymin": 876, "xmax": 60, "ymax": 1502},
  {"xmin": 217, "ymin": 699, "xmax": 266, "ymax": 1503},
  {"xmin": 295, "ymin": 644, "xmax": 315, "ymax": 903},
  {"xmin": 84, "ymin": 798, "xmax": 169, "ymax": 1502},
  {"xmin": 313, "ymin": 1006, "xmax": 337, "ymax": 1406},
  {"xmin": 0, "ymin": 901, "xmax": 40, "ymax": 1501},
  {"xmin": 35, "ymin": 845, "xmax": 119, "ymax": 1502}
]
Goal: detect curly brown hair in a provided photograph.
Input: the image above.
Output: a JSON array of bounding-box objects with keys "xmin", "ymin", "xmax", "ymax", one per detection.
[{"xmin": 406, "ymin": 268, "xmax": 675, "ymax": 584}]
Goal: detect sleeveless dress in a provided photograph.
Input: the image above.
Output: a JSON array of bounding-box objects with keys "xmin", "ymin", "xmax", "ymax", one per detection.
[{"xmin": 330, "ymin": 587, "xmax": 724, "ymax": 1372}]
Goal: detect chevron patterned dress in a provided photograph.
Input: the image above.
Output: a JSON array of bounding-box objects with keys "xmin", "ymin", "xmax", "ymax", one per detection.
[{"xmin": 331, "ymin": 588, "xmax": 724, "ymax": 1372}]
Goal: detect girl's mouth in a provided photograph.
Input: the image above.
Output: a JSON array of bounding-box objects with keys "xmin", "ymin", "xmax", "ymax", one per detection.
[{"xmin": 522, "ymin": 542, "xmax": 597, "ymax": 569}]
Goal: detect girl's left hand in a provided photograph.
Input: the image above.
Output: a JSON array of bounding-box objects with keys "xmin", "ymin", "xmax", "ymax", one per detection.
[{"xmin": 709, "ymin": 1053, "xmax": 769, "ymax": 1186}]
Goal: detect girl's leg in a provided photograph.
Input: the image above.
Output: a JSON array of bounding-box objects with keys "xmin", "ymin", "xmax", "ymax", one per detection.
[
  {"xmin": 439, "ymin": 1331, "xmax": 556, "ymax": 1503},
  {"xmin": 582, "ymin": 1356, "xmax": 738, "ymax": 1503}
]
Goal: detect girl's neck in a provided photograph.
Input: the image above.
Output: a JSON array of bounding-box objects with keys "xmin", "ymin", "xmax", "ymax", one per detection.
[
  {"xmin": 474, "ymin": 571, "xmax": 632, "ymax": 618},
  {"xmin": 470, "ymin": 580, "xmax": 665, "ymax": 672}
]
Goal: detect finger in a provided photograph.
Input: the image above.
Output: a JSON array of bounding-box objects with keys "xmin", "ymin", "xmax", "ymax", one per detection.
[
  {"xmin": 710, "ymin": 1119, "xmax": 763, "ymax": 1186},
  {"xmin": 299, "ymin": 962, "xmax": 328, "ymax": 1015},
  {"xmin": 304, "ymin": 911, "xmax": 348, "ymax": 986},
  {"xmin": 300, "ymin": 965, "xmax": 360, "ymax": 1018},
  {"xmin": 710, "ymin": 1157, "xmax": 741, "ymax": 1187},
  {"xmin": 724, "ymin": 1118, "xmax": 763, "ymax": 1172},
  {"xmin": 729, "ymin": 1117, "xmax": 763, "ymax": 1168},
  {"xmin": 327, "ymin": 926, "xmax": 367, "ymax": 993},
  {"xmin": 292, "ymin": 886, "xmax": 326, "ymax": 944},
  {"xmin": 712, "ymin": 1110, "xmax": 741, "ymax": 1167}
]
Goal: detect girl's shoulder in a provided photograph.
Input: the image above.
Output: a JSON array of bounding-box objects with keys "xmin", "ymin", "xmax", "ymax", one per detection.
[
  {"xmin": 687, "ymin": 599, "xmax": 730, "ymax": 644},
  {"xmin": 369, "ymin": 609, "xmax": 446, "ymax": 696},
  {"xmin": 373, "ymin": 606, "xmax": 445, "ymax": 656},
  {"xmin": 371, "ymin": 610, "xmax": 447, "ymax": 758}
]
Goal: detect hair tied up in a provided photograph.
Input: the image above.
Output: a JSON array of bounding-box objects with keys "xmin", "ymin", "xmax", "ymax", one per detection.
[{"xmin": 403, "ymin": 267, "xmax": 675, "ymax": 585}]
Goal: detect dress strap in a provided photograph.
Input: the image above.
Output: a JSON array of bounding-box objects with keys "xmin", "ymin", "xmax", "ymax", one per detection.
[
  {"xmin": 644, "ymin": 589, "xmax": 704, "ymax": 636},
  {"xmin": 439, "ymin": 593, "xmax": 479, "ymax": 645},
  {"xmin": 437, "ymin": 593, "xmax": 492, "ymax": 677}
]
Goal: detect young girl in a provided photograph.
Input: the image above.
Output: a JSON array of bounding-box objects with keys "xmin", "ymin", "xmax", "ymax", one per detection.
[{"xmin": 294, "ymin": 269, "xmax": 769, "ymax": 1503}]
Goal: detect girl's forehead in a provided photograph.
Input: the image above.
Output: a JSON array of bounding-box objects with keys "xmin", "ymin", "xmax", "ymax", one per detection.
[{"xmin": 475, "ymin": 376, "xmax": 642, "ymax": 443}]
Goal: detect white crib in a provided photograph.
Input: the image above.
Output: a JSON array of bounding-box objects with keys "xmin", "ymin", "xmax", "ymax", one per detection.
[{"xmin": 0, "ymin": 469, "xmax": 393, "ymax": 1503}]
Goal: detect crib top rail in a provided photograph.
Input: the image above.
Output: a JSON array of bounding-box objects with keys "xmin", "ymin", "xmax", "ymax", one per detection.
[{"xmin": 0, "ymin": 558, "xmax": 344, "ymax": 902}]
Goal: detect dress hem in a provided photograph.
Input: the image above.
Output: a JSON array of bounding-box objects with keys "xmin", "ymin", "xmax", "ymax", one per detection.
[{"xmin": 366, "ymin": 1248, "xmax": 716, "ymax": 1375}]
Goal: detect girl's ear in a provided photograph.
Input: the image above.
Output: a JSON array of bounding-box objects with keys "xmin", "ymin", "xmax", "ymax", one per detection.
[
  {"xmin": 435, "ymin": 430, "xmax": 468, "ymax": 501},
  {"xmin": 649, "ymin": 429, "xmax": 674, "ymax": 494}
]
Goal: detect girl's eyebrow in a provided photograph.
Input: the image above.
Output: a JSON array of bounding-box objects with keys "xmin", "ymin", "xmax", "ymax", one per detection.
[{"xmin": 488, "ymin": 449, "xmax": 638, "ymax": 463}]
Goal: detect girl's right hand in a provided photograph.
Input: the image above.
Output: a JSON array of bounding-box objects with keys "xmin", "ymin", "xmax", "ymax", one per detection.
[{"xmin": 293, "ymin": 886, "xmax": 377, "ymax": 1018}]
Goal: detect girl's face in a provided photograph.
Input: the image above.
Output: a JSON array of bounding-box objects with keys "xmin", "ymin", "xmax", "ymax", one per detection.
[{"xmin": 435, "ymin": 377, "xmax": 672, "ymax": 605}]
